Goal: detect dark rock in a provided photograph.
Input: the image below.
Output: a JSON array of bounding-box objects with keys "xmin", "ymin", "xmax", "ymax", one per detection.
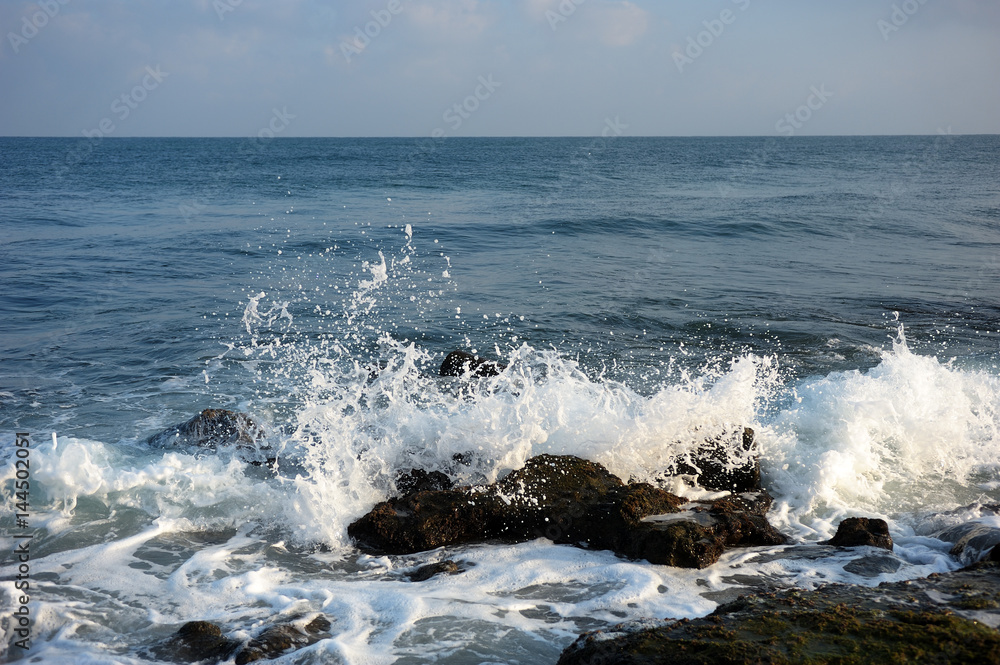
[
  {"xmin": 396, "ymin": 468, "xmax": 454, "ymax": 496},
  {"xmin": 233, "ymin": 615, "xmax": 331, "ymax": 664},
  {"xmin": 674, "ymin": 427, "xmax": 761, "ymax": 493},
  {"xmin": 936, "ymin": 523, "xmax": 1000, "ymax": 565},
  {"xmin": 628, "ymin": 491, "xmax": 787, "ymax": 568},
  {"xmin": 439, "ymin": 350, "xmax": 506, "ymax": 378},
  {"xmin": 148, "ymin": 621, "xmax": 239, "ymax": 664},
  {"xmin": 349, "ymin": 454, "xmax": 787, "ymax": 569},
  {"xmin": 843, "ymin": 554, "xmax": 903, "ymax": 577},
  {"xmin": 557, "ymin": 562, "xmax": 1000, "ymax": 665},
  {"xmin": 991, "ymin": 544, "xmax": 1000, "ymax": 562},
  {"xmin": 406, "ymin": 559, "xmax": 472, "ymax": 582},
  {"xmin": 148, "ymin": 409, "xmax": 265, "ymax": 448},
  {"xmin": 823, "ymin": 517, "xmax": 893, "ymax": 551}
]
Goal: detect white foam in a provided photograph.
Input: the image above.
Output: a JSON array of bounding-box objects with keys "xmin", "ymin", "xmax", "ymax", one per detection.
[{"xmin": 763, "ymin": 326, "xmax": 1000, "ymax": 540}]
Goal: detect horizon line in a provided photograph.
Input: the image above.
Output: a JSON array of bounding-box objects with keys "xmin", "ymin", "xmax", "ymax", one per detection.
[{"xmin": 1, "ymin": 133, "xmax": 995, "ymax": 139}]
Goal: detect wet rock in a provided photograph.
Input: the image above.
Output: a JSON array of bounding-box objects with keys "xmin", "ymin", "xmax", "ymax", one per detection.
[
  {"xmin": 823, "ymin": 517, "xmax": 893, "ymax": 551},
  {"xmin": 148, "ymin": 621, "xmax": 239, "ymax": 664},
  {"xmin": 557, "ymin": 562, "xmax": 1000, "ymax": 665},
  {"xmin": 396, "ymin": 468, "xmax": 454, "ymax": 496},
  {"xmin": 936, "ymin": 523, "xmax": 1000, "ymax": 565},
  {"xmin": 405, "ymin": 559, "xmax": 473, "ymax": 582},
  {"xmin": 439, "ymin": 350, "xmax": 506, "ymax": 378},
  {"xmin": 629, "ymin": 491, "xmax": 788, "ymax": 568},
  {"xmin": 843, "ymin": 554, "xmax": 903, "ymax": 577},
  {"xmin": 349, "ymin": 454, "xmax": 787, "ymax": 569},
  {"xmin": 233, "ymin": 615, "xmax": 332, "ymax": 664},
  {"xmin": 148, "ymin": 408, "xmax": 265, "ymax": 448},
  {"xmin": 675, "ymin": 427, "xmax": 761, "ymax": 493}
]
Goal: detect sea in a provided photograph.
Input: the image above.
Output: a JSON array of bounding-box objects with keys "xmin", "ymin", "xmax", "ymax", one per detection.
[{"xmin": 1, "ymin": 135, "xmax": 999, "ymax": 663}]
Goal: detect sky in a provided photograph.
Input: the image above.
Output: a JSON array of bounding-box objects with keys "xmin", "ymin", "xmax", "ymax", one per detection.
[{"xmin": 1, "ymin": 0, "xmax": 998, "ymax": 137}]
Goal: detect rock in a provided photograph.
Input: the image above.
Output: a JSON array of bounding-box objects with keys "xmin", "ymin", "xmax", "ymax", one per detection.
[
  {"xmin": 629, "ymin": 491, "xmax": 787, "ymax": 568},
  {"xmin": 439, "ymin": 350, "xmax": 506, "ymax": 378},
  {"xmin": 405, "ymin": 559, "xmax": 472, "ymax": 582},
  {"xmin": 349, "ymin": 454, "xmax": 787, "ymax": 569},
  {"xmin": 233, "ymin": 615, "xmax": 331, "ymax": 664},
  {"xmin": 557, "ymin": 562, "xmax": 1000, "ymax": 665},
  {"xmin": 936, "ymin": 523, "xmax": 1000, "ymax": 565},
  {"xmin": 843, "ymin": 554, "xmax": 903, "ymax": 577},
  {"xmin": 674, "ymin": 427, "xmax": 761, "ymax": 493},
  {"xmin": 148, "ymin": 409, "xmax": 265, "ymax": 448},
  {"xmin": 396, "ymin": 468, "xmax": 454, "ymax": 496},
  {"xmin": 147, "ymin": 621, "xmax": 239, "ymax": 664},
  {"xmin": 823, "ymin": 517, "xmax": 893, "ymax": 551}
]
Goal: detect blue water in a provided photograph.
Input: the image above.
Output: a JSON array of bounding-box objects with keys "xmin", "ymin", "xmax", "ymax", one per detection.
[{"xmin": 1, "ymin": 135, "xmax": 1000, "ymax": 663}]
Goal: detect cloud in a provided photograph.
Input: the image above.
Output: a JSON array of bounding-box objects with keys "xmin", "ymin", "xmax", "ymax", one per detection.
[
  {"xmin": 408, "ymin": 0, "xmax": 495, "ymax": 40},
  {"xmin": 523, "ymin": 0, "xmax": 648, "ymax": 46},
  {"xmin": 593, "ymin": 1, "xmax": 648, "ymax": 47}
]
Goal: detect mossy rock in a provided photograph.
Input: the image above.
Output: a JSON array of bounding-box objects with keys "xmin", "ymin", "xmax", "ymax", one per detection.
[{"xmin": 559, "ymin": 563, "xmax": 1000, "ymax": 664}]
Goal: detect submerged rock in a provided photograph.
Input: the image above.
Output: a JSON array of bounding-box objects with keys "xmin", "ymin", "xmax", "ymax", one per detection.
[
  {"xmin": 439, "ymin": 350, "xmax": 506, "ymax": 378},
  {"xmin": 823, "ymin": 517, "xmax": 893, "ymax": 551},
  {"xmin": 148, "ymin": 615, "xmax": 330, "ymax": 664},
  {"xmin": 148, "ymin": 621, "xmax": 239, "ymax": 663},
  {"xmin": 147, "ymin": 408, "xmax": 265, "ymax": 448},
  {"xmin": 842, "ymin": 553, "xmax": 903, "ymax": 577},
  {"xmin": 405, "ymin": 559, "xmax": 473, "ymax": 582},
  {"xmin": 348, "ymin": 454, "xmax": 786, "ymax": 569},
  {"xmin": 234, "ymin": 615, "xmax": 331, "ymax": 664},
  {"xmin": 557, "ymin": 562, "xmax": 1000, "ymax": 665}
]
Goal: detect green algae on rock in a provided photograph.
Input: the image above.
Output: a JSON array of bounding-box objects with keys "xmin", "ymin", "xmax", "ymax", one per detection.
[{"xmin": 557, "ymin": 562, "xmax": 1000, "ymax": 665}]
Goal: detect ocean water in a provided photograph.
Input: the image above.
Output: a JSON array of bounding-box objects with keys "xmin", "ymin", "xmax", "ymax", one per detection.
[{"xmin": 1, "ymin": 135, "xmax": 999, "ymax": 663}]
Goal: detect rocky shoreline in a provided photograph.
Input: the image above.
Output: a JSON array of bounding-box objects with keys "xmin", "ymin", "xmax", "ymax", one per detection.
[
  {"xmin": 557, "ymin": 557, "xmax": 1000, "ymax": 664},
  {"xmin": 141, "ymin": 378, "xmax": 1000, "ymax": 663}
]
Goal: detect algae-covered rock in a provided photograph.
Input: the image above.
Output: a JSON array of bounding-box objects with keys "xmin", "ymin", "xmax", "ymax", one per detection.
[
  {"xmin": 824, "ymin": 517, "xmax": 893, "ymax": 551},
  {"xmin": 233, "ymin": 615, "xmax": 331, "ymax": 664},
  {"xmin": 148, "ymin": 621, "xmax": 240, "ymax": 663},
  {"xmin": 348, "ymin": 454, "xmax": 786, "ymax": 569},
  {"xmin": 405, "ymin": 559, "xmax": 474, "ymax": 582},
  {"xmin": 147, "ymin": 615, "xmax": 331, "ymax": 665},
  {"xmin": 558, "ymin": 562, "xmax": 1000, "ymax": 665}
]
